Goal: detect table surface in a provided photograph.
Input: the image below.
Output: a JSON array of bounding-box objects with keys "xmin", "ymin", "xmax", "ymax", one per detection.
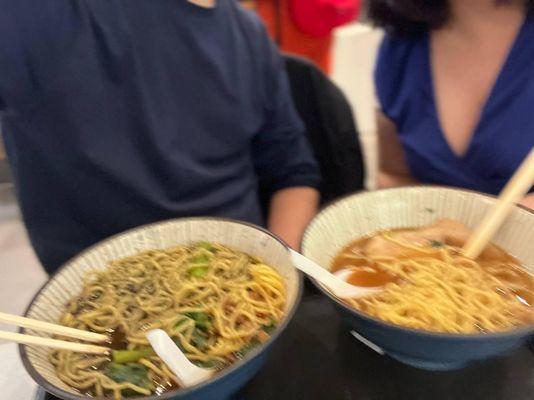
[{"xmin": 40, "ymin": 292, "xmax": 534, "ymax": 400}]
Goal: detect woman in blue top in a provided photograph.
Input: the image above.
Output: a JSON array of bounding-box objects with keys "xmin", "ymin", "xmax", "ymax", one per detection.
[{"xmin": 369, "ymin": 0, "xmax": 534, "ymax": 208}]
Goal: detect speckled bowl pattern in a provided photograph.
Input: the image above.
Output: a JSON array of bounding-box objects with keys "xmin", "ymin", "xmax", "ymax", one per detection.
[
  {"xmin": 302, "ymin": 186, "xmax": 534, "ymax": 370},
  {"xmin": 20, "ymin": 218, "xmax": 302, "ymax": 400}
]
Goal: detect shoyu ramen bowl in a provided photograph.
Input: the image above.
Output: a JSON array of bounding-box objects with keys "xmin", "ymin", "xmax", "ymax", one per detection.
[
  {"xmin": 20, "ymin": 218, "xmax": 302, "ymax": 400},
  {"xmin": 302, "ymin": 186, "xmax": 534, "ymax": 370}
]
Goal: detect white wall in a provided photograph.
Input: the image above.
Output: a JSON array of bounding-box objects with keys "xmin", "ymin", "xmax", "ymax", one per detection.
[{"xmin": 331, "ymin": 23, "xmax": 383, "ymax": 189}]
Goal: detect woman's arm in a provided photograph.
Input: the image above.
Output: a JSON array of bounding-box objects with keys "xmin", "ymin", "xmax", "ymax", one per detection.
[
  {"xmin": 376, "ymin": 110, "xmax": 418, "ymax": 188},
  {"xmin": 520, "ymin": 193, "xmax": 534, "ymax": 210}
]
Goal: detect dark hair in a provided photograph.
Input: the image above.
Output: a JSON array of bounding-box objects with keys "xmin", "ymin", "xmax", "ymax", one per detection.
[{"xmin": 366, "ymin": 0, "xmax": 534, "ymax": 35}]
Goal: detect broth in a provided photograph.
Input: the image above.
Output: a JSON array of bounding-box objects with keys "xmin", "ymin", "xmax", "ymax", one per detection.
[
  {"xmin": 332, "ymin": 236, "xmax": 399, "ymax": 287},
  {"xmin": 330, "ymin": 220, "xmax": 534, "ymax": 333}
]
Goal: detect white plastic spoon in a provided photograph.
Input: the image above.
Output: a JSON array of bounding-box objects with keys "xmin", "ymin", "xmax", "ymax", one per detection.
[
  {"xmin": 146, "ymin": 329, "xmax": 214, "ymax": 387},
  {"xmin": 289, "ymin": 249, "xmax": 379, "ymax": 298}
]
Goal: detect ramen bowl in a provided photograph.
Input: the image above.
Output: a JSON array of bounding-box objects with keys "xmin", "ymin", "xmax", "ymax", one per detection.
[
  {"xmin": 302, "ymin": 186, "xmax": 534, "ymax": 370},
  {"xmin": 20, "ymin": 218, "xmax": 302, "ymax": 400}
]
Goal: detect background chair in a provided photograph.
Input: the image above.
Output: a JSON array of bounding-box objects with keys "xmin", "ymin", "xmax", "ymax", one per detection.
[{"xmin": 260, "ymin": 53, "xmax": 365, "ymax": 218}]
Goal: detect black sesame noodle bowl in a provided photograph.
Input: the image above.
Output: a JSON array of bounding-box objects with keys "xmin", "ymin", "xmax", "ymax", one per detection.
[
  {"xmin": 302, "ymin": 187, "xmax": 534, "ymax": 370},
  {"xmin": 20, "ymin": 218, "xmax": 302, "ymax": 400}
]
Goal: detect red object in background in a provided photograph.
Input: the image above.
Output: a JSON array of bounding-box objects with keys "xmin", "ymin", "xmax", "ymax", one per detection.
[
  {"xmin": 290, "ymin": 0, "xmax": 361, "ymax": 37},
  {"xmin": 257, "ymin": 0, "xmax": 360, "ymax": 74}
]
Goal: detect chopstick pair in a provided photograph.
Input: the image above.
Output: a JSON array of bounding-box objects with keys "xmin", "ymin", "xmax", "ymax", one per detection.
[
  {"xmin": 0, "ymin": 311, "xmax": 110, "ymax": 355},
  {"xmin": 463, "ymin": 148, "xmax": 534, "ymax": 259}
]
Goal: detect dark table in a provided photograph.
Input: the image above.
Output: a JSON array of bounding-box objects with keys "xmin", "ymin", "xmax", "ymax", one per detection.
[{"xmin": 40, "ymin": 293, "xmax": 534, "ymax": 400}]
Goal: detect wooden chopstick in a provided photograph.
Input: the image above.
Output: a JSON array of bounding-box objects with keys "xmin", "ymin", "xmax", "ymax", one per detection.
[
  {"xmin": 0, "ymin": 331, "xmax": 110, "ymax": 355},
  {"xmin": 463, "ymin": 148, "xmax": 534, "ymax": 259},
  {"xmin": 0, "ymin": 311, "xmax": 108, "ymax": 343}
]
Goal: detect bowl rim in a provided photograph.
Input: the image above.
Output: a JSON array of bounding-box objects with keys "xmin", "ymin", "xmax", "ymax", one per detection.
[
  {"xmin": 302, "ymin": 185, "xmax": 534, "ymax": 340},
  {"xmin": 20, "ymin": 216, "xmax": 303, "ymax": 400}
]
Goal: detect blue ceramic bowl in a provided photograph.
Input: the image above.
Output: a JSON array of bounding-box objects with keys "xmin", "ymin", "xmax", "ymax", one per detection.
[
  {"xmin": 20, "ymin": 218, "xmax": 302, "ymax": 399},
  {"xmin": 302, "ymin": 187, "xmax": 534, "ymax": 370}
]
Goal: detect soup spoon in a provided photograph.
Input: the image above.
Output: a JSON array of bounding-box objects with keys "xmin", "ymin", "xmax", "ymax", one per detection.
[
  {"xmin": 289, "ymin": 249, "xmax": 380, "ymax": 298},
  {"xmin": 146, "ymin": 329, "xmax": 214, "ymax": 387}
]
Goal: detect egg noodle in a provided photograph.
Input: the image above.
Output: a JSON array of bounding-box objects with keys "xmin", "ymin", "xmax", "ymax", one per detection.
[
  {"xmin": 50, "ymin": 243, "xmax": 286, "ymax": 399},
  {"xmin": 338, "ymin": 232, "xmax": 534, "ymax": 334}
]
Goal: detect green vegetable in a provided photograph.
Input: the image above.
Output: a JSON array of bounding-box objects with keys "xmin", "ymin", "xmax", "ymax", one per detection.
[
  {"xmin": 429, "ymin": 240, "xmax": 444, "ymax": 248},
  {"xmin": 185, "ymin": 312, "xmax": 211, "ymax": 330},
  {"xmin": 112, "ymin": 347, "xmax": 154, "ymax": 364},
  {"xmin": 191, "ymin": 254, "xmax": 210, "ymax": 264},
  {"xmin": 261, "ymin": 318, "xmax": 277, "ymax": 334},
  {"xmin": 194, "ymin": 359, "xmax": 226, "ymax": 370},
  {"xmin": 188, "ymin": 253, "xmax": 211, "ymax": 278},
  {"xmin": 191, "ymin": 329, "xmax": 208, "ymax": 350},
  {"xmin": 172, "ymin": 337, "xmax": 186, "ymax": 352},
  {"xmin": 197, "ymin": 242, "xmax": 214, "ymax": 251},
  {"xmin": 105, "ymin": 363, "xmax": 150, "ymax": 388},
  {"xmin": 174, "ymin": 318, "xmax": 188, "ymax": 329},
  {"xmin": 189, "ymin": 265, "xmax": 209, "ymax": 278},
  {"xmin": 234, "ymin": 338, "xmax": 260, "ymax": 359}
]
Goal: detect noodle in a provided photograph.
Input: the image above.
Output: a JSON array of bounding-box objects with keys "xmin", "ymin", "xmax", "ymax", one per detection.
[
  {"xmin": 332, "ymin": 222, "xmax": 534, "ymax": 334},
  {"xmin": 51, "ymin": 243, "xmax": 286, "ymax": 399}
]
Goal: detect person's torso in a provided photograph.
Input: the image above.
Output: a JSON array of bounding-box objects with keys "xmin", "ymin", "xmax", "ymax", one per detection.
[
  {"xmin": 0, "ymin": 0, "xmax": 269, "ymax": 270},
  {"xmin": 376, "ymin": 14, "xmax": 534, "ymax": 195}
]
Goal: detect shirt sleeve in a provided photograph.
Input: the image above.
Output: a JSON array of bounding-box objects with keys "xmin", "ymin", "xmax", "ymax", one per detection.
[
  {"xmin": 0, "ymin": 0, "xmax": 73, "ymax": 114},
  {"xmin": 0, "ymin": 0, "xmax": 18, "ymax": 113},
  {"xmin": 251, "ymin": 29, "xmax": 321, "ymax": 195},
  {"xmin": 374, "ymin": 33, "xmax": 414, "ymax": 124}
]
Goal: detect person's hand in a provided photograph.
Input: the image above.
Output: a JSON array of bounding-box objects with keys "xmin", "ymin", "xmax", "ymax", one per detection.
[
  {"xmin": 268, "ymin": 187, "xmax": 319, "ymax": 250},
  {"xmin": 520, "ymin": 193, "xmax": 534, "ymax": 210}
]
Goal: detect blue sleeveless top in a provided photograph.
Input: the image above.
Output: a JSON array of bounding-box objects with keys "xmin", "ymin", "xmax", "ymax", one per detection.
[{"xmin": 375, "ymin": 15, "xmax": 534, "ymax": 195}]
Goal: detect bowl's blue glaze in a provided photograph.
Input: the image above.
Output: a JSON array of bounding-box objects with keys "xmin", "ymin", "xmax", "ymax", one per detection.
[
  {"xmin": 167, "ymin": 349, "xmax": 270, "ymax": 400},
  {"xmin": 20, "ymin": 218, "xmax": 302, "ymax": 400},
  {"xmin": 329, "ymin": 295, "xmax": 533, "ymax": 370},
  {"xmin": 302, "ymin": 187, "xmax": 534, "ymax": 370}
]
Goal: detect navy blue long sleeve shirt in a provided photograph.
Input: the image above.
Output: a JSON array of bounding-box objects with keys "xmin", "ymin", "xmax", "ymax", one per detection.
[{"xmin": 0, "ymin": 0, "xmax": 320, "ymax": 273}]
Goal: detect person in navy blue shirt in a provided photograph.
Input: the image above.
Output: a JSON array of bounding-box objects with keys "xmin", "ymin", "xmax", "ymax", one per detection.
[
  {"xmin": 368, "ymin": 0, "xmax": 534, "ymax": 207},
  {"xmin": 0, "ymin": 0, "xmax": 320, "ymax": 274}
]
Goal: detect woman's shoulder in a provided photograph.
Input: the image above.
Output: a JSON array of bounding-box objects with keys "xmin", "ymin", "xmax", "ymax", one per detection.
[
  {"xmin": 375, "ymin": 32, "xmax": 425, "ymax": 83},
  {"xmin": 378, "ymin": 32, "xmax": 422, "ymax": 58},
  {"xmin": 374, "ymin": 33, "xmax": 426, "ymax": 120}
]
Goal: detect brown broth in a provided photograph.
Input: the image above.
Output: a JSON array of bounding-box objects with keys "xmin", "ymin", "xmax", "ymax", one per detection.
[
  {"xmin": 82, "ymin": 327, "xmax": 181, "ymax": 398},
  {"xmin": 331, "ymin": 236, "xmax": 371, "ymax": 273},
  {"xmin": 153, "ymin": 378, "xmax": 180, "ymax": 395},
  {"xmin": 84, "ymin": 380, "xmax": 179, "ymax": 398},
  {"xmin": 331, "ymin": 236, "xmax": 399, "ymax": 287},
  {"xmin": 108, "ymin": 327, "xmax": 128, "ymax": 350},
  {"xmin": 344, "ymin": 267, "xmax": 399, "ymax": 288},
  {"xmin": 490, "ymin": 263, "xmax": 534, "ymax": 308},
  {"xmin": 331, "ymin": 224, "xmax": 534, "ymax": 329}
]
